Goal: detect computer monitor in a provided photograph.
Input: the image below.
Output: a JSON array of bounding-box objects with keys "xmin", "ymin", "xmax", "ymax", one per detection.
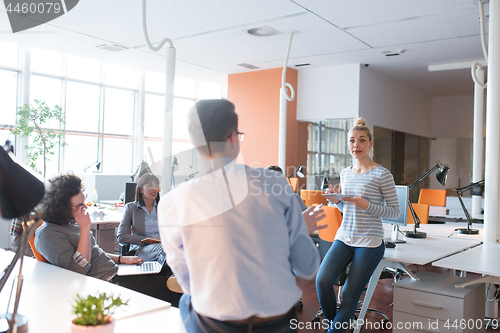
[
  {"xmin": 382, "ymin": 185, "xmax": 409, "ymax": 243},
  {"xmin": 124, "ymin": 182, "xmax": 137, "ymax": 204}
]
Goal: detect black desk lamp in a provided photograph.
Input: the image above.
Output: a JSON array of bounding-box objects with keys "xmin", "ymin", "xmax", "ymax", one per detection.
[
  {"xmin": 288, "ymin": 165, "xmax": 304, "ymax": 180},
  {"xmin": 0, "ymin": 144, "xmax": 45, "ymax": 333},
  {"xmin": 406, "ymin": 160, "xmax": 449, "ymax": 239},
  {"xmin": 453, "ymin": 180, "xmax": 484, "ymax": 235}
]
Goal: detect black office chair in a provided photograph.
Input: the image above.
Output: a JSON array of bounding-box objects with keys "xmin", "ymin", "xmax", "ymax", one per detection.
[{"xmin": 311, "ymin": 238, "xmax": 391, "ymax": 327}]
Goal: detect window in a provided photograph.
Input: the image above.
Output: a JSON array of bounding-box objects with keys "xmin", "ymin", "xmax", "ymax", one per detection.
[
  {"xmin": 5, "ymin": 43, "xmax": 228, "ymax": 177},
  {"xmin": 0, "ymin": 40, "xmax": 19, "ymax": 68},
  {"xmin": 105, "ymin": 63, "xmax": 137, "ymax": 89},
  {"xmin": 0, "ymin": 70, "xmax": 18, "ymax": 126},
  {"xmin": 144, "ymin": 93, "xmax": 164, "ymax": 138},
  {"xmin": 66, "ymin": 81, "xmax": 100, "ymax": 132},
  {"xmin": 67, "ymin": 55, "xmax": 101, "ymax": 83},
  {"xmin": 103, "ymin": 137, "xmax": 134, "ymax": 174},
  {"xmin": 198, "ymin": 81, "xmax": 222, "ymax": 99},
  {"xmin": 31, "ymin": 48, "xmax": 62, "ymax": 76},
  {"xmin": 103, "ymin": 88, "xmax": 135, "ymax": 135},
  {"xmin": 307, "ymin": 119, "xmax": 353, "ymax": 177},
  {"xmin": 63, "ymin": 134, "xmax": 99, "ymax": 174}
]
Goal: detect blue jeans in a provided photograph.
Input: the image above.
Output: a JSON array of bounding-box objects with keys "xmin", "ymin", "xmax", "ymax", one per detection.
[
  {"xmin": 180, "ymin": 294, "xmax": 297, "ymax": 333},
  {"xmin": 315, "ymin": 240, "xmax": 385, "ymax": 333}
]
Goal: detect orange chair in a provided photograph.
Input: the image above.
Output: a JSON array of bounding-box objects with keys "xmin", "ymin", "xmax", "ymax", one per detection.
[
  {"xmin": 418, "ymin": 189, "xmax": 446, "ymax": 207},
  {"xmin": 300, "ymin": 190, "xmax": 328, "ymax": 207},
  {"xmin": 317, "ymin": 205, "xmax": 343, "ymax": 242},
  {"xmin": 287, "ymin": 178, "xmax": 298, "ymax": 192},
  {"xmin": 28, "ymin": 220, "xmax": 49, "ymax": 263},
  {"xmin": 407, "ymin": 203, "xmax": 430, "ymax": 225}
]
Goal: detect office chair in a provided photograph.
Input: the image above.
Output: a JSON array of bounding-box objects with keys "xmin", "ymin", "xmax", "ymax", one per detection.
[
  {"xmin": 418, "ymin": 189, "xmax": 447, "ymax": 207},
  {"xmin": 407, "ymin": 203, "xmax": 430, "ymax": 225},
  {"xmin": 312, "ymin": 206, "xmax": 391, "ymax": 327},
  {"xmin": 28, "ymin": 220, "xmax": 49, "ymax": 263},
  {"xmin": 300, "ymin": 190, "xmax": 328, "ymax": 207}
]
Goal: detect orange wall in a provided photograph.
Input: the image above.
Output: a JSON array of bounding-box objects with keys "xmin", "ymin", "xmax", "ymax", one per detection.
[{"xmin": 228, "ymin": 68, "xmax": 301, "ymax": 176}]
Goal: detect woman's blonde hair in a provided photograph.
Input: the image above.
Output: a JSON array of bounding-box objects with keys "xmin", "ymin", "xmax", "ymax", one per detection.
[
  {"xmin": 349, "ymin": 117, "xmax": 374, "ymax": 159},
  {"xmin": 349, "ymin": 117, "xmax": 372, "ymax": 142}
]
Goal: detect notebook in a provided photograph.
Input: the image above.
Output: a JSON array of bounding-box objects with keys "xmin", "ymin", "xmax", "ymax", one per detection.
[{"xmin": 116, "ymin": 253, "xmax": 165, "ymax": 276}]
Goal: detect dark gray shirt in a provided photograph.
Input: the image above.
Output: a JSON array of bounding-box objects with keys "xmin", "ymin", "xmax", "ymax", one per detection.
[{"xmin": 35, "ymin": 221, "xmax": 117, "ymax": 281}]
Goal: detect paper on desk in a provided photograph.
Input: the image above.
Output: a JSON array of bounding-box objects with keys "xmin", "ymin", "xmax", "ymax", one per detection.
[{"xmin": 322, "ymin": 193, "xmax": 353, "ymax": 201}]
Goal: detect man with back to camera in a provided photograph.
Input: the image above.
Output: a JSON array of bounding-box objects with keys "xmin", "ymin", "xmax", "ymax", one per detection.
[{"xmin": 158, "ymin": 99, "xmax": 324, "ymax": 332}]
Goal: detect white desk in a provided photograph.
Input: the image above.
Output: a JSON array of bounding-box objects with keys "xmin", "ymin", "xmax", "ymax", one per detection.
[
  {"xmin": 90, "ymin": 210, "xmax": 123, "ymax": 253},
  {"xmin": 355, "ymin": 236, "xmax": 482, "ymax": 333},
  {"xmin": 428, "ymin": 205, "xmax": 484, "ymax": 223},
  {"xmin": 385, "ymin": 223, "xmax": 484, "ymax": 242},
  {"xmin": 0, "ymin": 251, "xmax": 185, "ymax": 333},
  {"xmin": 432, "ymin": 242, "xmax": 500, "ymax": 321}
]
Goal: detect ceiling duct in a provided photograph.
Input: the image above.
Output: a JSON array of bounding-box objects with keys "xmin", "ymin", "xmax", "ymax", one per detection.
[
  {"xmin": 95, "ymin": 44, "xmax": 129, "ymax": 52},
  {"xmin": 238, "ymin": 63, "xmax": 260, "ymax": 70}
]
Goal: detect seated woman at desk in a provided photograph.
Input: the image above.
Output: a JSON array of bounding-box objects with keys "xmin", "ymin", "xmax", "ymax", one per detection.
[
  {"xmin": 34, "ymin": 173, "xmax": 181, "ymax": 306},
  {"xmin": 316, "ymin": 118, "xmax": 400, "ymax": 333},
  {"xmin": 117, "ymin": 173, "xmax": 168, "ymax": 272}
]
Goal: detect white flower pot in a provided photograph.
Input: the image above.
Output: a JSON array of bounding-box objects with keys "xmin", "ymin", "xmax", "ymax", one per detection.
[{"xmin": 70, "ymin": 317, "xmax": 115, "ymax": 333}]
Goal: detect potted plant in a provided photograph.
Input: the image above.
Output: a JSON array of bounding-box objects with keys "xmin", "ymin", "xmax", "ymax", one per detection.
[
  {"xmin": 11, "ymin": 99, "xmax": 66, "ymax": 179},
  {"xmin": 71, "ymin": 292, "xmax": 128, "ymax": 333}
]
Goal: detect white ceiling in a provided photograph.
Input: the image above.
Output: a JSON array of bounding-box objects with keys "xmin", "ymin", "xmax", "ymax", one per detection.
[{"xmin": 0, "ymin": 0, "xmax": 489, "ymax": 97}]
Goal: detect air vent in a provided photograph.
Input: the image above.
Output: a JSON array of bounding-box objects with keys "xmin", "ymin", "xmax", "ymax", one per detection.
[
  {"xmin": 238, "ymin": 63, "xmax": 260, "ymax": 70},
  {"xmin": 295, "ymin": 63, "xmax": 310, "ymax": 67},
  {"xmin": 247, "ymin": 26, "xmax": 282, "ymax": 37},
  {"xmin": 95, "ymin": 44, "xmax": 129, "ymax": 52}
]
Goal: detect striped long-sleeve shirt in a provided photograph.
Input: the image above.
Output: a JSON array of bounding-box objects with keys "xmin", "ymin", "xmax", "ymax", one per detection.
[{"xmin": 335, "ymin": 165, "xmax": 400, "ymax": 247}]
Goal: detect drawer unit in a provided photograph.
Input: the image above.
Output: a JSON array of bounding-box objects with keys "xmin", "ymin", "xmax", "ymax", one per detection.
[{"xmin": 393, "ymin": 271, "xmax": 485, "ymax": 333}]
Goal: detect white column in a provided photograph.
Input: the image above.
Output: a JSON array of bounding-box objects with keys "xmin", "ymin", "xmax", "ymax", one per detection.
[
  {"xmin": 484, "ymin": 0, "xmax": 500, "ymax": 244},
  {"xmin": 18, "ymin": 47, "xmax": 30, "ymax": 164},
  {"xmin": 472, "ymin": 68, "xmax": 485, "ymax": 215},
  {"xmin": 160, "ymin": 47, "xmax": 176, "ymax": 196},
  {"xmin": 278, "ymin": 88, "xmax": 287, "ymax": 173},
  {"xmin": 137, "ymin": 71, "xmax": 145, "ymax": 166}
]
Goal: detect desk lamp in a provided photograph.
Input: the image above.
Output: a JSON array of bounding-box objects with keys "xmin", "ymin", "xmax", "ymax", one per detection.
[
  {"xmin": 406, "ymin": 160, "xmax": 449, "ymax": 239},
  {"xmin": 0, "ymin": 144, "xmax": 45, "ymax": 333},
  {"xmin": 453, "ymin": 180, "xmax": 484, "ymax": 235},
  {"xmin": 171, "ymin": 156, "xmax": 179, "ymax": 188},
  {"xmin": 83, "ymin": 161, "xmax": 101, "ymax": 173},
  {"xmin": 287, "ymin": 165, "xmax": 304, "ymax": 188},
  {"xmin": 131, "ymin": 161, "xmax": 151, "ymax": 182}
]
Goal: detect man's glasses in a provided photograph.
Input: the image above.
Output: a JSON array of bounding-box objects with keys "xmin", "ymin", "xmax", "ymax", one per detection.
[{"xmin": 236, "ymin": 131, "xmax": 245, "ymax": 143}]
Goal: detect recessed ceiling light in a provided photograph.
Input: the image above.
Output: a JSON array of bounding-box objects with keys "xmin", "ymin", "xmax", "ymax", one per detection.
[
  {"xmin": 247, "ymin": 26, "xmax": 282, "ymax": 37},
  {"xmin": 295, "ymin": 63, "xmax": 310, "ymax": 67},
  {"xmin": 381, "ymin": 50, "xmax": 391, "ymax": 54}
]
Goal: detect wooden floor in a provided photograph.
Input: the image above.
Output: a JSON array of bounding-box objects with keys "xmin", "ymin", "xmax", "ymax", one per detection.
[{"xmin": 295, "ymin": 264, "xmax": 499, "ymax": 332}]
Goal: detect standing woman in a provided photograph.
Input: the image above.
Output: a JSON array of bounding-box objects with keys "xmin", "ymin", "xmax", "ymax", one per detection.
[
  {"xmin": 117, "ymin": 174, "xmax": 168, "ymax": 272},
  {"xmin": 316, "ymin": 118, "xmax": 400, "ymax": 333}
]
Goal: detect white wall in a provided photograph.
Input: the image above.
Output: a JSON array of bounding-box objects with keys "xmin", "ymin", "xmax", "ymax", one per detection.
[
  {"xmin": 430, "ymin": 138, "xmax": 459, "ymax": 190},
  {"xmin": 430, "ymin": 95, "xmax": 474, "ymax": 138},
  {"xmin": 296, "ymin": 64, "xmax": 360, "ymax": 121},
  {"xmin": 359, "ymin": 67, "xmax": 432, "ymax": 138}
]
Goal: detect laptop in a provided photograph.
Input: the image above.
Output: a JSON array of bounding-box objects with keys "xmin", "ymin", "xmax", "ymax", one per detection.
[{"xmin": 116, "ymin": 253, "xmax": 165, "ymax": 276}]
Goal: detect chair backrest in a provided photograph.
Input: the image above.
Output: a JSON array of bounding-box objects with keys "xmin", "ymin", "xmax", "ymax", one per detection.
[
  {"xmin": 288, "ymin": 178, "xmax": 298, "ymax": 192},
  {"xmin": 300, "ymin": 190, "xmax": 328, "ymax": 207},
  {"xmin": 28, "ymin": 220, "xmax": 49, "ymax": 263},
  {"xmin": 418, "ymin": 189, "xmax": 446, "ymax": 207},
  {"xmin": 317, "ymin": 205, "xmax": 343, "ymax": 242},
  {"xmin": 407, "ymin": 203, "xmax": 430, "ymax": 225}
]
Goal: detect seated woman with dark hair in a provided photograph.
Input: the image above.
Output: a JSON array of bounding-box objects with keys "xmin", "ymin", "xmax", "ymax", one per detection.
[
  {"xmin": 117, "ymin": 174, "xmax": 167, "ymax": 268},
  {"xmin": 34, "ymin": 173, "xmax": 181, "ymax": 306}
]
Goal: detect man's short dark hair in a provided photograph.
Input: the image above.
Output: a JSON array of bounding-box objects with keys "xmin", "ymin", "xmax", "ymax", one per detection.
[
  {"xmin": 41, "ymin": 174, "xmax": 83, "ymax": 225},
  {"xmin": 188, "ymin": 99, "xmax": 238, "ymax": 155},
  {"xmin": 266, "ymin": 166, "xmax": 283, "ymax": 174}
]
